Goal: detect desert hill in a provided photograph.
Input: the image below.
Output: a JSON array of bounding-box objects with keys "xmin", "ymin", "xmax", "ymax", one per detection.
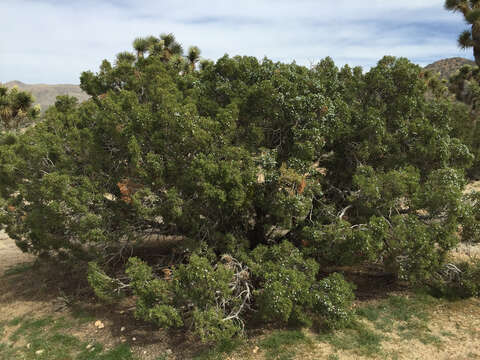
[
  {"xmin": 424, "ymin": 57, "xmax": 476, "ymax": 80},
  {"xmin": 2, "ymin": 81, "xmax": 89, "ymax": 112}
]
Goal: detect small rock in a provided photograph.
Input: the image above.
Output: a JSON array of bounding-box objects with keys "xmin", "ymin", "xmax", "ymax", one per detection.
[
  {"xmin": 120, "ymin": 326, "xmax": 126, "ymax": 332},
  {"xmin": 86, "ymin": 344, "xmax": 93, "ymax": 350},
  {"xmin": 132, "ymin": 337, "xmax": 136, "ymax": 341},
  {"xmin": 26, "ymin": 343, "xmax": 31, "ymax": 349},
  {"xmin": 35, "ymin": 349, "xmax": 45, "ymax": 355},
  {"xmin": 121, "ymin": 338, "xmax": 127, "ymax": 343},
  {"xmin": 253, "ymin": 346, "xmax": 259, "ymax": 354},
  {"xmin": 94, "ymin": 320, "xmax": 105, "ymax": 329},
  {"xmin": 166, "ymin": 349, "xmax": 173, "ymax": 355}
]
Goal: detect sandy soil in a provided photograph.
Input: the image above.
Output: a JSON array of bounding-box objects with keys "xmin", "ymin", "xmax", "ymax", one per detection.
[
  {"xmin": 0, "ymin": 230, "xmax": 33, "ymax": 276},
  {"xmin": 0, "ymin": 231, "xmax": 479, "ymax": 360}
]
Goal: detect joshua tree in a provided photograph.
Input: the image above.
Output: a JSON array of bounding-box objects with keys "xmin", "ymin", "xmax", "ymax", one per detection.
[
  {"xmin": 445, "ymin": 0, "xmax": 480, "ymax": 66},
  {"xmin": 0, "ymin": 85, "xmax": 40, "ymax": 131},
  {"xmin": 133, "ymin": 37, "xmax": 149, "ymax": 58},
  {"xmin": 160, "ymin": 33, "xmax": 183, "ymax": 60},
  {"xmin": 116, "ymin": 51, "xmax": 136, "ymax": 65},
  {"xmin": 131, "ymin": 34, "xmax": 197, "ymax": 73},
  {"xmin": 145, "ymin": 35, "xmax": 159, "ymax": 49},
  {"xmin": 186, "ymin": 46, "xmax": 201, "ymax": 71}
]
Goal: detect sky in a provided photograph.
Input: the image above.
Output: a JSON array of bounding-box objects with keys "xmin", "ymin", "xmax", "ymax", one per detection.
[{"xmin": 0, "ymin": 0, "xmax": 475, "ymax": 84}]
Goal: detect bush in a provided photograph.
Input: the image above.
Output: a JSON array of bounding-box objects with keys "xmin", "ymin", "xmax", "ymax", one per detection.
[
  {"xmin": 249, "ymin": 241, "xmax": 355, "ymax": 327},
  {"xmin": 87, "ymin": 262, "xmax": 123, "ymax": 303},
  {"xmin": 120, "ymin": 254, "xmax": 249, "ymax": 342},
  {"xmin": 428, "ymin": 260, "xmax": 480, "ymax": 299},
  {"xmin": 89, "ymin": 242, "xmax": 355, "ymax": 341},
  {"xmin": 2, "ymin": 34, "xmax": 479, "ymax": 342},
  {"xmin": 460, "ymin": 192, "xmax": 480, "ymax": 243}
]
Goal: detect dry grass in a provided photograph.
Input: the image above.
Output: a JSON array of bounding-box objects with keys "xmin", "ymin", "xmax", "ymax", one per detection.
[
  {"xmin": 464, "ymin": 180, "xmax": 480, "ymax": 194},
  {"xmin": 1, "ymin": 233, "xmax": 480, "ymax": 359}
]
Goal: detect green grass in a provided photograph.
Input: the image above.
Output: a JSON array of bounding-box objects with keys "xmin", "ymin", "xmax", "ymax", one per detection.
[
  {"xmin": 0, "ymin": 315, "xmax": 134, "ymax": 360},
  {"xmin": 440, "ymin": 330, "xmax": 455, "ymax": 337},
  {"xmin": 356, "ymin": 293, "xmax": 440, "ymax": 333},
  {"xmin": 259, "ymin": 330, "xmax": 313, "ymax": 360},
  {"xmin": 8, "ymin": 315, "xmax": 25, "ymax": 327},
  {"xmin": 319, "ymin": 321, "xmax": 384, "ymax": 358},
  {"xmin": 3, "ymin": 262, "xmax": 35, "ymax": 276},
  {"xmin": 319, "ymin": 293, "xmax": 446, "ymax": 358},
  {"xmin": 0, "ymin": 321, "xmax": 5, "ymax": 337},
  {"xmin": 193, "ymin": 338, "xmax": 244, "ymax": 360},
  {"xmin": 71, "ymin": 307, "xmax": 96, "ymax": 324},
  {"xmin": 327, "ymin": 354, "xmax": 340, "ymax": 360},
  {"xmin": 0, "ymin": 343, "xmax": 17, "ymax": 360},
  {"xmin": 192, "ymin": 293, "xmax": 449, "ymax": 360}
]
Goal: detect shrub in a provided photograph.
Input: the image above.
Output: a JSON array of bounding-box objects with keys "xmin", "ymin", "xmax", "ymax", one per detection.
[
  {"xmin": 249, "ymin": 241, "xmax": 355, "ymax": 328},
  {"xmin": 119, "ymin": 254, "xmax": 250, "ymax": 342},
  {"xmin": 1, "ymin": 34, "xmax": 479, "ymax": 342},
  {"xmin": 314, "ymin": 273, "xmax": 357, "ymax": 328},
  {"xmin": 89, "ymin": 242, "xmax": 355, "ymax": 341},
  {"xmin": 460, "ymin": 192, "xmax": 480, "ymax": 243},
  {"xmin": 428, "ymin": 260, "xmax": 480, "ymax": 299},
  {"xmin": 87, "ymin": 262, "xmax": 123, "ymax": 303}
]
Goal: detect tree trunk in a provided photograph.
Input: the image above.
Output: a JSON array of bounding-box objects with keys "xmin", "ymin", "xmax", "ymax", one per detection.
[
  {"xmin": 472, "ymin": 23, "xmax": 480, "ymax": 67},
  {"xmin": 248, "ymin": 207, "xmax": 266, "ymax": 249}
]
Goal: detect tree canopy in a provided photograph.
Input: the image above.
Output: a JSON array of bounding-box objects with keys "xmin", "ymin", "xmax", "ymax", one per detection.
[{"xmin": 1, "ymin": 35, "xmax": 479, "ymax": 342}]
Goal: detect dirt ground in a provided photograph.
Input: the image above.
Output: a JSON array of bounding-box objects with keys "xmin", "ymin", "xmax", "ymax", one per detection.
[
  {"xmin": 1, "ymin": 231, "xmax": 480, "ymax": 360},
  {"xmin": 0, "ymin": 230, "xmax": 33, "ymax": 275}
]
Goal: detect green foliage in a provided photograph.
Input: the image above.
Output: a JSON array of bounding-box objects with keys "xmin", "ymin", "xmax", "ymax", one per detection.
[
  {"xmin": 314, "ymin": 273, "xmax": 357, "ymax": 328},
  {"xmin": 0, "ymin": 85, "xmax": 40, "ymax": 131},
  {"xmin": 0, "ymin": 315, "xmax": 134, "ymax": 360},
  {"xmin": 192, "ymin": 307, "xmax": 240, "ymax": 343},
  {"xmin": 428, "ymin": 260, "xmax": 480, "ymax": 298},
  {"xmin": 192, "ymin": 337, "xmax": 243, "ymax": 360},
  {"xmin": 125, "ymin": 257, "xmax": 183, "ymax": 328},
  {"xmin": 124, "ymin": 255, "xmax": 245, "ymax": 342},
  {"xmin": 250, "ymin": 241, "xmax": 355, "ymax": 327},
  {"xmin": 87, "ymin": 262, "xmax": 122, "ymax": 303},
  {"xmin": 2, "ymin": 44, "xmax": 470, "ymax": 275},
  {"xmin": 119, "ymin": 244, "xmax": 354, "ymax": 342},
  {"xmin": 2, "ymin": 33, "xmax": 480, "ymax": 342},
  {"xmin": 447, "ymin": 64, "xmax": 480, "ymax": 177},
  {"xmin": 460, "ymin": 192, "xmax": 480, "ymax": 243}
]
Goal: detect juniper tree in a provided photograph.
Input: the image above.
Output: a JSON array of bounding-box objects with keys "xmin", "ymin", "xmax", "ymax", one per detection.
[{"xmin": 1, "ymin": 34, "xmax": 478, "ymax": 342}]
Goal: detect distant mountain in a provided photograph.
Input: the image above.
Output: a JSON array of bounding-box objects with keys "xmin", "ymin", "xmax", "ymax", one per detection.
[
  {"xmin": 424, "ymin": 57, "xmax": 476, "ymax": 80},
  {"xmin": 2, "ymin": 81, "xmax": 89, "ymax": 112}
]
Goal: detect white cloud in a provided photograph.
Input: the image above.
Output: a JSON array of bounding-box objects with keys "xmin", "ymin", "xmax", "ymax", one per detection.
[{"xmin": 0, "ymin": 0, "xmax": 472, "ymax": 84}]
